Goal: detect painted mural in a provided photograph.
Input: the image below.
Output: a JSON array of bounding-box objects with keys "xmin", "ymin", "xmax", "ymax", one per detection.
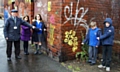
[{"xmin": 63, "ymin": 0, "xmax": 89, "ymax": 52}]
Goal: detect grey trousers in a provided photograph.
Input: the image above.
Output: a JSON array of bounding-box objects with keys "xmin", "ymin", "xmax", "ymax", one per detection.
[{"xmin": 88, "ymin": 46, "xmax": 98, "ymax": 63}]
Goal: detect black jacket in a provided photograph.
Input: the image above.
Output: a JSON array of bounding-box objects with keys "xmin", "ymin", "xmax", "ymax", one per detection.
[
  {"xmin": 4, "ymin": 17, "xmax": 32, "ymax": 41},
  {"xmin": 32, "ymin": 21, "xmax": 46, "ymax": 42}
]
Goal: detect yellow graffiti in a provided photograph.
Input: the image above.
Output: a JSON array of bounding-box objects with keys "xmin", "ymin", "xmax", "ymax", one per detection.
[
  {"xmin": 25, "ymin": 0, "xmax": 31, "ymax": 3},
  {"xmin": 48, "ymin": 1, "xmax": 51, "ymax": 11},
  {"xmin": 8, "ymin": 0, "xmax": 12, "ymax": 5},
  {"xmin": 48, "ymin": 24, "xmax": 55, "ymax": 45},
  {"xmin": 64, "ymin": 30, "xmax": 78, "ymax": 52}
]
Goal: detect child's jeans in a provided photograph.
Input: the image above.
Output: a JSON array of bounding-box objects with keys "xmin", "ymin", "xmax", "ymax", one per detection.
[{"xmin": 88, "ymin": 46, "xmax": 98, "ymax": 63}]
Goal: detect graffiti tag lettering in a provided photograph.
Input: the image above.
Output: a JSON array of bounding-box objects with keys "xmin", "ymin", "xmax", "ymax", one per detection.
[{"xmin": 64, "ymin": 0, "xmax": 89, "ymax": 34}]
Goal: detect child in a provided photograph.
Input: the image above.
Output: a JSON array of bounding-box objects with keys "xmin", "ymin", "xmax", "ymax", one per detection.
[
  {"xmin": 21, "ymin": 15, "xmax": 31, "ymax": 55},
  {"xmin": 97, "ymin": 18, "xmax": 114, "ymax": 71},
  {"xmin": 32, "ymin": 14, "xmax": 46, "ymax": 55},
  {"xmin": 81, "ymin": 21, "xmax": 101, "ymax": 65}
]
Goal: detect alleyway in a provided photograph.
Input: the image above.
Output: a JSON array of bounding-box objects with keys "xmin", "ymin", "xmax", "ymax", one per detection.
[
  {"xmin": 0, "ymin": 19, "xmax": 71, "ymax": 72},
  {"xmin": 1, "ymin": 19, "xmax": 120, "ymax": 72}
]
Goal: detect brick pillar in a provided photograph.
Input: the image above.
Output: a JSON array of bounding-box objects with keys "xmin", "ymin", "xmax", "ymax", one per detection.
[{"xmin": 47, "ymin": 0, "xmax": 85, "ymax": 62}]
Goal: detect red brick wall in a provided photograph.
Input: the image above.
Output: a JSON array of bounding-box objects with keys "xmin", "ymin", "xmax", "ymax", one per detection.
[
  {"xmin": 47, "ymin": 0, "xmax": 120, "ymax": 61},
  {"xmin": 47, "ymin": 0, "xmax": 63, "ymax": 61},
  {"xmin": 4, "ymin": 0, "xmax": 34, "ymax": 23},
  {"xmin": 34, "ymin": 0, "xmax": 48, "ymax": 24}
]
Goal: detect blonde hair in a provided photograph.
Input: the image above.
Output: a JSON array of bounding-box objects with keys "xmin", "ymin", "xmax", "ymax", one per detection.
[{"xmin": 90, "ymin": 21, "xmax": 97, "ymax": 27}]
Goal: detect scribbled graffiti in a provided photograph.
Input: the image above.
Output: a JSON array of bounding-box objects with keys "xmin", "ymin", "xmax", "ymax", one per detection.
[
  {"xmin": 19, "ymin": 2, "xmax": 26, "ymax": 17},
  {"xmin": 35, "ymin": 0, "xmax": 47, "ymax": 22},
  {"xmin": 64, "ymin": 0, "xmax": 89, "ymax": 34},
  {"xmin": 25, "ymin": 0, "xmax": 31, "ymax": 3},
  {"xmin": 48, "ymin": 24, "xmax": 55, "ymax": 46},
  {"xmin": 50, "ymin": 15, "xmax": 55, "ymax": 24},
  {"xmin": 48, "ymin": 1, "xmax": 51, "ymax": 11}
]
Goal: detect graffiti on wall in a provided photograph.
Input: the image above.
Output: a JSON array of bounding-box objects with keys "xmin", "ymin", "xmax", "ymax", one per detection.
[
  {"xmin": 48, "ymin": 24, "xmax": 55, "ymax": 46},
  {"xmin": 63, "ymin": 0, "xmax": 89, "ymax": 52},
  {"xmin": 35, "ymin": 0, "xmax": 47, "ymax": 22},
  {"xmin": 25, "ymin": 0, "xmax": 31, "ymax": 3},
  {"xmin": 48, "ymin": 14, "xmax": 55, "ymax": 46},
  {"xmin": 64, "ymin": 30, "xmax": 78, "ymax": 52},
  {"xmin": 48, "ymin": 1, "xmax": 51, "ymax": 11},
  {"xmin": 50, "ymin": 15, "xmax": 55, "ymax": 24},
  {"xmin": 19, "ymin": 2, "xmax": 26, "ymax": 17},
  {"xmin": 64, "ymin": 0, "xmax": 89, "ymax": 34}
]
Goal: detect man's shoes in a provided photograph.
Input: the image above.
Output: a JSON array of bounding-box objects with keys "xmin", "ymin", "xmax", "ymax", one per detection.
[
  {"xmin": 106, "ymin": 67, "xmax": 110, "ymax": 71},
  {"xmin": 15, "ymin": 56, "xmax": 21, "ymax": 59},
  {"xmin": 7, "ymin": 57, "xmax": 11, "ymax": 61},
  {"xmin": 98, "ymin": 64, "xmax": 106, "ymax": 68}
]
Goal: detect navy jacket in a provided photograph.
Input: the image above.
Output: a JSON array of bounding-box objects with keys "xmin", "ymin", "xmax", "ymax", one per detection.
[
  {"xmin": 32, "ymin": 21, "xmax": 46, "ymax": 42},
  {"xmin": 100, "ymin": 18, "xmax": 114, "ymax": 45},
  {"xmin": 82, "ymin": 27, "xmax": 101, "ymax": 47},
  {"xmin": 4, "ymin": 17, "xmax": 32, "ymax": 41}
]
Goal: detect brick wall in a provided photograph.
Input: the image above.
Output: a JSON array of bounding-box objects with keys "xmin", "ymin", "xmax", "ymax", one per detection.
[
  {"xmin": 47, "ymin": 0, "xmax": 120, "ymax": 61},
  {"xmin": 4, "ymin": 0, "xmax": 34, "ymax": 23},
  {"xmin": 34, "ymin": 0, "xmax": 48, "ymax": 24},
  {"xmin": 47, "ymin": 0, "xmax": 63, "ymax": 61}
]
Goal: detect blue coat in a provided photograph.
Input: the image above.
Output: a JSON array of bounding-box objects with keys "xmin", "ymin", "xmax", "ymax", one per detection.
[
  {"xmin": 100, "ymin": 18, "xmax": 114, "ymax": 45},
  {"xmin": 32, "ymin": 21, "xmax": 46, "ymax": 42},
  {"xmin": 83, "ymin": 27, "xmax": 101, "ymax": 46},
  {"xmin": 4, "ymin": 17, "xmax": 32, "ymax": 41}
]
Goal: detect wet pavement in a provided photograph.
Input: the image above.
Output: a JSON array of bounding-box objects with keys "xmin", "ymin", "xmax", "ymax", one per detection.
[{"xmin": 0, "ymin": 19, "xmax": 71, "ymax": 72}]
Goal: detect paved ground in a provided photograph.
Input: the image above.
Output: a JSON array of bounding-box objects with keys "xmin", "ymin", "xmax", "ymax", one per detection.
[{"xmin": 0, "ymin": 19, "xmax": 71, "ymax": 72}]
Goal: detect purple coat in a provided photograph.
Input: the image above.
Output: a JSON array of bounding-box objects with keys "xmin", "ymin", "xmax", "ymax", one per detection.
[{"xmin": 21, "ymin": 25, "xmax": 31, "ymax": 41}]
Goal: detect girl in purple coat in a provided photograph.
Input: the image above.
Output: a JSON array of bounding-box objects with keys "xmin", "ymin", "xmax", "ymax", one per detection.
[{"xmin": 21, "ymin": 15, "xmax": 31, "ymax": 55}]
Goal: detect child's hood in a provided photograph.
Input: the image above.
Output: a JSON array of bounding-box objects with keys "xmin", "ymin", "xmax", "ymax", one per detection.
[{"xmin": 103, "ymin": 18, "xmax": 113, "ymax": 26}]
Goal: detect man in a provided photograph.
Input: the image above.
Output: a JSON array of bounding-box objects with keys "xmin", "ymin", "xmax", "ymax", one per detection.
[{"xmin": 3, "ymin": 9, "xmax": 35, "ymax": 61}]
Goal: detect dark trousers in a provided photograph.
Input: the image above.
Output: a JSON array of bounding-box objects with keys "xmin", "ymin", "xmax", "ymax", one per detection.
[
  {"xmin": 102, "ymin": 45, "xmax": 112, "ymax": 67},
  {"xmin": 6, "ymin": 40, "xmax": 20, "ymax": 57},
  {"xmin": 23, "ymin": 41, "xmax": 28, "ymax": 53}
]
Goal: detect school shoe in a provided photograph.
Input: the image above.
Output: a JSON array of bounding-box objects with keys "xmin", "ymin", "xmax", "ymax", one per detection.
[
  {"xmin": 98, "ymin": 64, "xmax": 106, "ymax": 68},
  {"xmin": 87, "ymin": 60, "xmax": 91, "ymax": 63},
  {"xmin": 34, "ymin": 51, "xmax": 38, "ymax": 55},
  {"xmin": 7, "ymin": 57, "xmax": 11, "ymax": 61},
  {"xmin": 38, "ymin": 51, "xmax": 43, "ymax": 55},
  {"xmin": 24, "ymin": 52, "xmax": 29, "ymax": 55},
  {"xmin": 106, "ymin": 67, "xmax": 110, "ymax": 71},
  {"xmin": 90, "ymin": 63, "xmax": 95, "ymax": 66},
  {"xmin": 15, "ymin": 56, "xmax": 22, "ymax": 59}
]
